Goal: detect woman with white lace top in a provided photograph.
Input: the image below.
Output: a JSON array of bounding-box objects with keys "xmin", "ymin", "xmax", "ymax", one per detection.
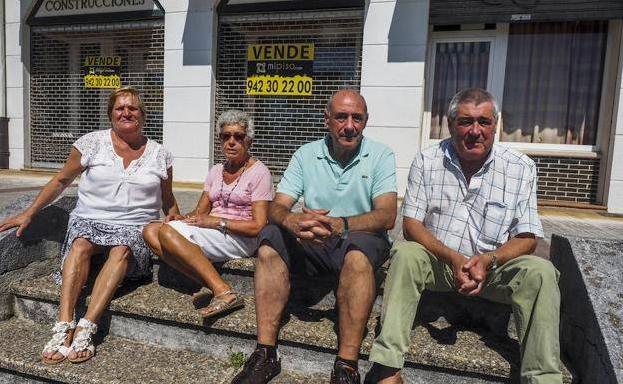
[{"xmin": 0, "ymin": 87, "xmax": 180, "ymax": 365}]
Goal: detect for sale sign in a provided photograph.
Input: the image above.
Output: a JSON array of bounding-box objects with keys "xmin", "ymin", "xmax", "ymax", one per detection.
[
  {"xmin": 246, "ymin": 43, "xmax": 314, "ymax": 96},
  {"xmin": 83, "ymin": 56, "xmax": 121, "ymax": 89}
]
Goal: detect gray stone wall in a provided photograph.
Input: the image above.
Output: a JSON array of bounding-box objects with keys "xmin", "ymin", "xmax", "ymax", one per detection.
[
  {"xmin": 0, "ymin": 196, "xmax": 76, "ymax": 319},
  {"xmin": 550, "ymin": 234, "xmax": 622, "ymax": 384}
]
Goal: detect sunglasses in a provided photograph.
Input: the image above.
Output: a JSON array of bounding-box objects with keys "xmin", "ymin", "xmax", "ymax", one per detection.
[{"xmin": 219, "ymin": 132, "xmax": 247, "ymax": 142}]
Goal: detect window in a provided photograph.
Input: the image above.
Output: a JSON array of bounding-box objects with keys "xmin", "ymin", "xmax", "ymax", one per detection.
[
  {"xmin": 501, "ymin": 21, "xmax": 607, "ymax": 145},
  {"xmin": 425, "ymin": 21, "xmax": 613, "ymax": 151},
  {"xmin": 430, "ymin": 41, "xmax": 490, "ymax": 139}
]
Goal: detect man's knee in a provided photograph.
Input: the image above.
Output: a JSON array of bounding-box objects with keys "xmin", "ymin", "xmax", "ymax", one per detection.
[
  {"xmin": 514, "ymin": 256, "xmax": 560, "ymax": 296},
  {"xmin": 257, "ymin": 242, "xmax": 283, "ymax": 265},
  {"xmin": 519, "ymin": 256, "xmax": 558, "ymax": 280},
  {"xmin": 390, "ymin": 241, "xmax": 431, "ymax": 271},
  {"xmin": 342, "ymin": 250, "xmax": 373, "ymax": 275}
]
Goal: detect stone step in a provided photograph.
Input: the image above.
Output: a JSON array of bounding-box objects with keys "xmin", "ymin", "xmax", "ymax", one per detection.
[
  {"xmin": 155, "ymin": 257, "xmax": 517, "ymax": 338},
  {"xmin": 0, "ymin": 317, "xmax": 323, "ymax": 383},
  {"xmin": 10, "ymin": 275, "xmax": 573, "ymax": 383},
  {"xmin": 154, "ymin": 256, "xmax": 385, "ymax": 312}
]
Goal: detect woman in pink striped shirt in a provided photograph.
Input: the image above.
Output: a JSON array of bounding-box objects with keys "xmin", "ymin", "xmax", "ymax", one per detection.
[{"xmin": 143, "ymin": 110, "xmax": 273, "ymax": 318}]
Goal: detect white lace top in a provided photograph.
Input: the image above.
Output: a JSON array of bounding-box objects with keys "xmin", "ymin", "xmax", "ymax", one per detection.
[{"xmin": 71, "ymin": 129, "xmax": 173, "ymax": 226}]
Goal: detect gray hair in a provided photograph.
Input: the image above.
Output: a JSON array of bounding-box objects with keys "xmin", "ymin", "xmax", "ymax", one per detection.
[
  {"xmin": 447, "ymin": 88, "xmax": 500, "ymax": 123},
  {"xmin": 216, "ymin": 109, "xmax": 255, "ymax": 139}
]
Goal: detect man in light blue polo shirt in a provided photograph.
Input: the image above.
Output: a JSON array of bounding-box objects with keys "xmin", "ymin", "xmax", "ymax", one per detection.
[{"xmin": 232, "ymin": 89, "xmax": 397, "ymax": 384}]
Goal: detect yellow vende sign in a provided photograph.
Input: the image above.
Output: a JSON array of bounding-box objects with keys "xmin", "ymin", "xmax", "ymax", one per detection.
[
  {"xmin": 84, "ymin": 74, "xmax": 121, "ymax": 89},
  {"xmin": 83, "ymin": 56, "xmax": 122, "ymax": 89},
  {"xmin": 247, "ymin": 44, "xmax": 314, "ymax": 61},
  {"xmin": 247, "ymin": 75, "xmax": 312, "ymax": 96},
  {"xmin": 246, "ymin": 43, "xmax": 314, "ymax": 96}
]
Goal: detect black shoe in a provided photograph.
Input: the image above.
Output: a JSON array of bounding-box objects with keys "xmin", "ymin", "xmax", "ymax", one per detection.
[
  {"xmin": 231, "ymin": 348, "xmax": 281, "ymax": 384},
  {"xmin": 330, "ymin": 360, "xmax": 361, "ymax": 384},
  {"xmin": 363, "ymin": 363, "xmax": 402, "ymax": 384}
]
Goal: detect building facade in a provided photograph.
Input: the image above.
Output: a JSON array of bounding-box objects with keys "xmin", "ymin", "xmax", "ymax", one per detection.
[{"xmin": 4, "ymin": 0, "xmax": 623, "ymax": 213}]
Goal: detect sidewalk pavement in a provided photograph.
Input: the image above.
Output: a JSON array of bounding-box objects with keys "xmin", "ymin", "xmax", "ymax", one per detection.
[{"xmin": 1, "ymin": 170, "xmax": 622, "ymax": 256}]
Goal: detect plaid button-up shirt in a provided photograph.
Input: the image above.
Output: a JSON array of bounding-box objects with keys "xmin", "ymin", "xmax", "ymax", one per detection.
[{"xmin": 402, "ymin": 139, "xmax": 543, "ymax": 258}]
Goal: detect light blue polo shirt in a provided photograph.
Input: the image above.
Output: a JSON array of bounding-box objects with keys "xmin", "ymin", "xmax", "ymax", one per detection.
[{"xmin": 277, "ymin": 136, "xmax": 397, "ymax": 217}]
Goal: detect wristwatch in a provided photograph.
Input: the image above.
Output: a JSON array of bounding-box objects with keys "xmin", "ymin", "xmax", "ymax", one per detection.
[
  {"xmin": 340, "ymin": 217, "xmax": 349, "ymax": 240},
  {"xmin": 218, "ymin": 218, "xmax": 228, "ymax": 234},
  {"xmin": 487, "ymin": 253, "xmax": 498, "ymax": 271}
]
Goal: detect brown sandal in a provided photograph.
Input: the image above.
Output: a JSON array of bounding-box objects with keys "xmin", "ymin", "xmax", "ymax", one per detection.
[
  {"xmin": 199, "ymin": 290, "xmax": 244, "ymax": 318},
  {"xmin": 192, "ymin": 287, "xmax": 214, "ymax": 309}
]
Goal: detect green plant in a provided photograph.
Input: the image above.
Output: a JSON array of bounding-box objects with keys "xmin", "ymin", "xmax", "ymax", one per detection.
[{"xmin": 229, "ymin": 350, "xmax": 245, "ymax": 369}]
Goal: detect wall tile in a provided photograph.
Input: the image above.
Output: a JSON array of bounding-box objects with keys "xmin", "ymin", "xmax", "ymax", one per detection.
[
  {"xmin": 163, "ymin": 86, "xmax": 212, "ymax": 123},
  {"xmin": 361, "ymin": 86, "xmax": 423, "ymax": 128}
]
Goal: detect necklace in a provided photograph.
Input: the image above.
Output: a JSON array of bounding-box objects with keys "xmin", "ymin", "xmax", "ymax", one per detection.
[{"xmin": 220, "ymin": 159, "xmax": 249, "ymax": 208}]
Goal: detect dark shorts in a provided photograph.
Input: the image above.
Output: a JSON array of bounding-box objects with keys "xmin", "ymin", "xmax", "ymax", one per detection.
[{"xmin": 258, "ymin": 224, "xmax": 391, "ymax": 277}]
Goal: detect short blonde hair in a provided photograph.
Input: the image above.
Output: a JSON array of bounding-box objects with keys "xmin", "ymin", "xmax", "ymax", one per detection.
[{"xmin": 107, "ymin": 87, "xmax": 147, "ymax": 122}]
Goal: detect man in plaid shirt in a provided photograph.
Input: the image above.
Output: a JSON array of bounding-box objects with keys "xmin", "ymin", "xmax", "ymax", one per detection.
[{"xmin": 366, "ymin": 88, "xmax": 562, "ymax": 384}]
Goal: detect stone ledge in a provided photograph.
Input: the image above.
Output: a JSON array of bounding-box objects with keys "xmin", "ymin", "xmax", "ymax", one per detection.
[
  {"xmin": 0, "ymin": 195, "xmax": 75, "ymax": 275},
  {"xmin": 550, "ymin": 234, "xmax": 623, "ymax": 384},
  {"xmin": 160, "ymin": 257, "xmax": 515, "ymax": 339},
  {"xmin": 0, "ymin": 195, "xmax": 76, "ymax": 320}
]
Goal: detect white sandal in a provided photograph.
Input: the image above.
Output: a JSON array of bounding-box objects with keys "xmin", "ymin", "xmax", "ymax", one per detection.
[
  {"xmin": 41, "ymin": 320, "xmax": 76, "ymax": 365},
  {"xmin": 68, "ymin": 318, "xmax": 97, "ymax": 363}
]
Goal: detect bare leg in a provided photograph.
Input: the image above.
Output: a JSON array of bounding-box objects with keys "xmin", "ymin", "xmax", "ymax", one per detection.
[
  {"xmin": 144, "ymin": 222, "xmax": 203, "ymax": 286},
  {"xmin": 158, "ymin": 224, "xmax": 230, "ymax": 295},
  {"xmin": 143, "ymin": 222, "xmax": 163, "ymax": 257},
  {"xmin": 43, "ymin": 238, "xmax": 101, "ymax": 362},
  {"xmin": 255, "ymin": 244, "xmax": 290, "ymax": 346},
  {"xmin": 69, "ymin": 245, "xmax": 130, "ymax": 360},
  {"xmin": 336, "ymin": 250, "xmax": 376, "ymax": 361}
]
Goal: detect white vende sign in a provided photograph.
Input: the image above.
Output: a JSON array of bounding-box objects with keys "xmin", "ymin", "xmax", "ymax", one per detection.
[{"xmin": 36, "ymin": 0, "xmax": 157, "ymax": 17}]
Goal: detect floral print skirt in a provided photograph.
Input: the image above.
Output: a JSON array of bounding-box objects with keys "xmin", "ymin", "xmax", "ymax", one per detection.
[{"xmin": 53, "ymin": 214, "xmax": 153, "ymax": 284}]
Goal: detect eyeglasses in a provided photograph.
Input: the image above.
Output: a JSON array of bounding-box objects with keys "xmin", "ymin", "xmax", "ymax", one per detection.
[
  {"xmin": 219, "ymin": 132, "xmax": 247, "ymax": 142},
  {"xmin": 456, "ymin": 117, "xmax": 495, "ymax": 129}
]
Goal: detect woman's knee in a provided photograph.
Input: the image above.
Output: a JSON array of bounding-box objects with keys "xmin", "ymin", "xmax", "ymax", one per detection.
[
  {"xmin": 157, "ymin": 224, "xmax": 179, "ymax": 248},
  {"xmin": 108, "ymin": 245, "xmax": 131, "ymax": 263},
  {"xmin": 142, "ymin": 223, "xmax": 160, "ymax": 248},
  {"xmin": 70, "ymin": 238, "xmax": 96, "ymax": 259}
]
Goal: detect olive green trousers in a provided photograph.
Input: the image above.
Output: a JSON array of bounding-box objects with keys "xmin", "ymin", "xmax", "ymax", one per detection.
[{"xmin": 369, "ymin": 241, "xmax": 563, "ymax": 384}]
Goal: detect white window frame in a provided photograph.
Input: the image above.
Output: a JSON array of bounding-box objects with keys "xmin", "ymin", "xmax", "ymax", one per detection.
[{"xmin": 422, "ymin": 22, "xmax": 618, "ymax": 156}]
